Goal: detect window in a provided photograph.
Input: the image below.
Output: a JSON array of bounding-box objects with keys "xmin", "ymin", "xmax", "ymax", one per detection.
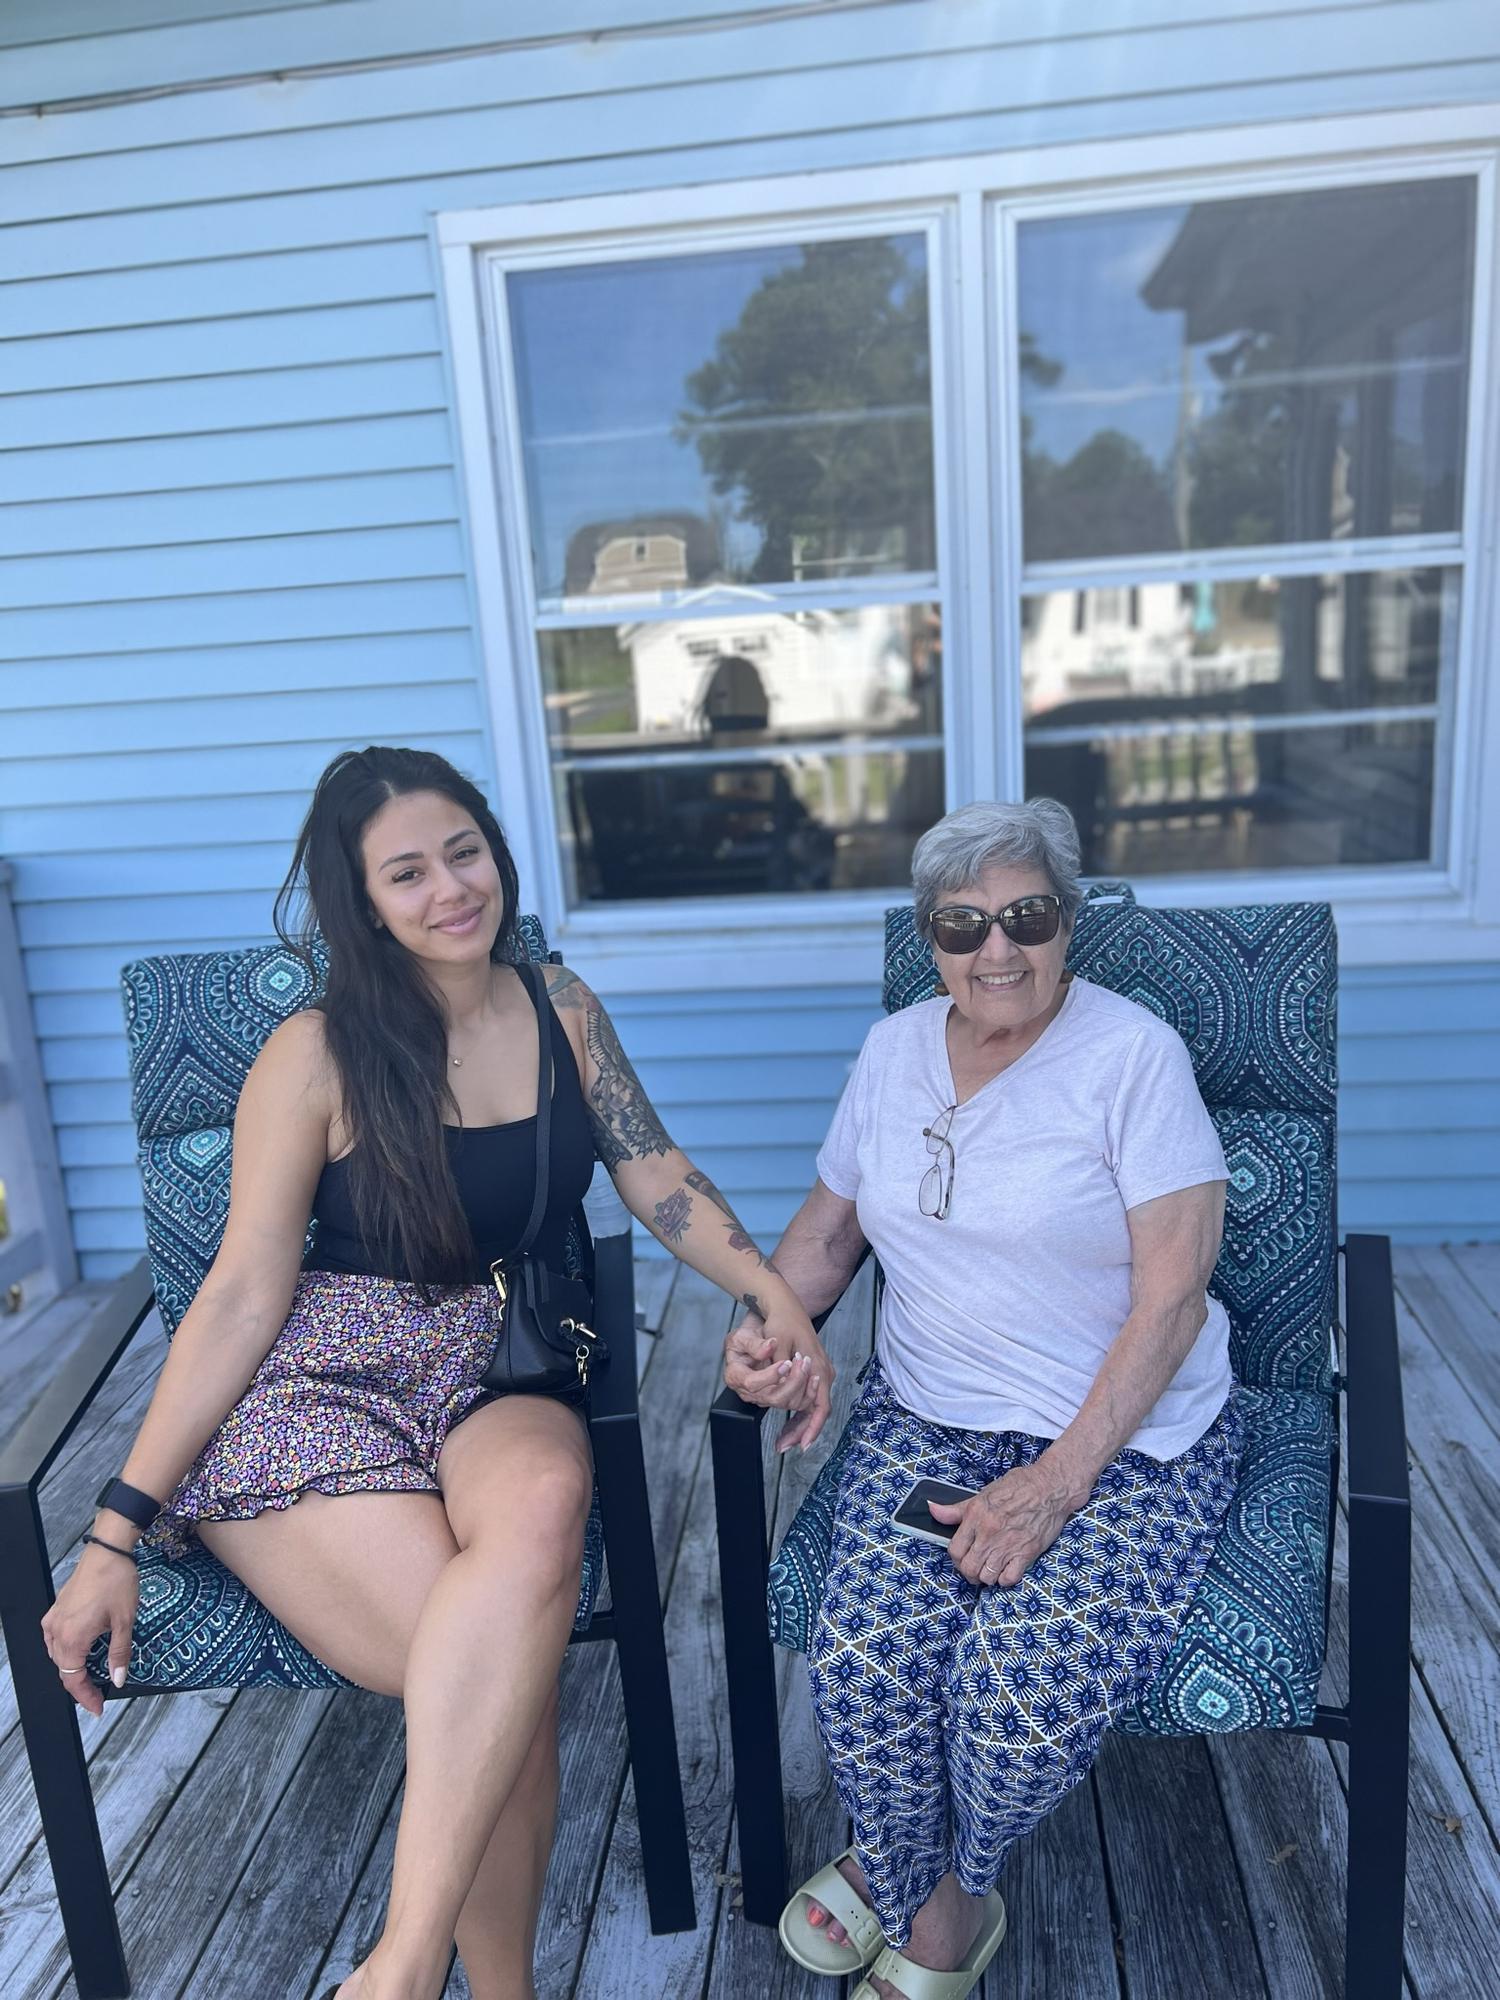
[
  {"xmin": 1012, "ymin": 176, "xmax": 1475, "ymax": 879},
  {"xmin": 493, "ymin": 228, "xmax": 948, "ymax": 909},
  {"xmin": 443, "ymin": 130, "xmax": 1494, "ymax": 957}
]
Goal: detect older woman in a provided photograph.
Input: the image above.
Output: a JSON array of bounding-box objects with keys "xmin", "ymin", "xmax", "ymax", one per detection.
[{"xmin": 724, "ymin": 798, "xmax": 1243, "ymax": 2000}]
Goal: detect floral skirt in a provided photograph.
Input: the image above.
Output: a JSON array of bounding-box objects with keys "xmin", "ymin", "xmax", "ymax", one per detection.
[{"xmin": 149, "ymin": 1269, "xmax": 502, "ymax": 1557}]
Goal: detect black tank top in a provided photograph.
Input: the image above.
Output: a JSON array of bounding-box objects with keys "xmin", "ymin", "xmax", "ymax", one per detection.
[{"xmin": 305, "ymin": 1002, "xmax": 595, "ymax": 1283}]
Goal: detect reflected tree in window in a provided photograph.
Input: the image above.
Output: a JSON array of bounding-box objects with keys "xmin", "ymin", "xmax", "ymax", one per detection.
[{"xmin": 677, "ymin": 238, "xmax": 934, "ymax": 582}]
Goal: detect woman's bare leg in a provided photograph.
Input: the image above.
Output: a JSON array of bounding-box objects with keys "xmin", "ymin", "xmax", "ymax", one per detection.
[{"xmin": 198, "ymin": 1393, "xmax": 591, "ymax": 2000}]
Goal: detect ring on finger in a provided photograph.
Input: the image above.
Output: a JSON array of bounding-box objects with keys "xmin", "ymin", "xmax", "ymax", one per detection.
[{"xmin": 57, "ymin": 1665, "xmax": 85, "ymax": 1677}]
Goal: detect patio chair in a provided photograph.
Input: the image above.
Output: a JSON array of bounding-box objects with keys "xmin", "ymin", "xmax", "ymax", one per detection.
[
  {"xmin": 710, "ymin": 884, "xmax": 1411, "ymax": 1998},
  {"xmin": 0, "ymin": 922, "xmax": 694, "ymax": 2000}
]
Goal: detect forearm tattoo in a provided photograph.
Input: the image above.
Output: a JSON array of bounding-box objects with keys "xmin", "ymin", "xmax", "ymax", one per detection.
[
  {"xmin": 685, "ymin": 1168, "xmax": 777, "ymax": 1269},
  {"xmin": 653, "ymin": 1188, "xmax": 692, "ymax": 1245}
]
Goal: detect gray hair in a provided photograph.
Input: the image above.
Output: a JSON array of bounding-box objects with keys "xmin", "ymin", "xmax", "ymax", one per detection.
[{"xmin": 911, "ymin": 798, "xmax": 1084, "ymax": 935}]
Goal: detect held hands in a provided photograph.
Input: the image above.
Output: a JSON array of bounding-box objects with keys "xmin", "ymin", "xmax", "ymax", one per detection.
[
  {"xmin": 928, "ymin": 1457, "xmax": 1087, "ymax": 1589},
  {"xmin": 41, "ymin": 1540, "xmax": 139, "ymax": 1718},
  {"xmin": 722, "ymin": 1309, "xmax": 835, "ymax": 1454}
]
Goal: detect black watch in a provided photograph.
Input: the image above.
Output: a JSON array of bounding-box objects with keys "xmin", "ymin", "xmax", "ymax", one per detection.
[{"xmin": 95, "ymin": 1478, "xmax": 162, "ymax": 1533}]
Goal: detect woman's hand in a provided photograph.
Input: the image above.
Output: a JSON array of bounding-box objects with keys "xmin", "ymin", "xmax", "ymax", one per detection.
[
  {"xmin": 722, "ymin": 1313, "xmax": 835, "ymax": 1453},
  {"xmin": 928, "ymin": 1456, "xmax": 1088, "ymax": 1589},
  {"xmin": 41, "ymin": 1544, "xmax": 140, "ymax": 1718}
]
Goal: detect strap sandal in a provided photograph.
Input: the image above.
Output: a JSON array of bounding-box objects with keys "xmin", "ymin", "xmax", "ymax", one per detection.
[
  {"xmin": 850, "ymin": 1888, "xmax": 1007, "ymax": 2000},
  {"xmin": 778, "ymin": 1846, "xmax": 886, "ymax": 1974}
]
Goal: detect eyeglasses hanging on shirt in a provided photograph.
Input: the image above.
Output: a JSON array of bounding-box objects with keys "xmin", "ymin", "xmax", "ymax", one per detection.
[{"xmin": 919, "ymin": 1101, "xmax": 958, "ymax": 1219}]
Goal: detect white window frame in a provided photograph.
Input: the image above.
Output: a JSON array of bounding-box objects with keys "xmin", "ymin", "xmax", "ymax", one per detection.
[{"xmin": 437, "ymin": 102, "xmax": 1500, "ymax": 984}]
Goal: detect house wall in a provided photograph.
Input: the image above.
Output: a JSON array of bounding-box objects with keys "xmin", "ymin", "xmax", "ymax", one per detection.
[{"xmin": 2, "ymin": 0, "xmax": 1498, "ymax": 1277}]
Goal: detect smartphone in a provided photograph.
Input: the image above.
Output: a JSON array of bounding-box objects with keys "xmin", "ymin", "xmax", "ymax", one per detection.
[{"xmin": 891, "ymin": 1477, "xmax": 978, "ymax": 1546}]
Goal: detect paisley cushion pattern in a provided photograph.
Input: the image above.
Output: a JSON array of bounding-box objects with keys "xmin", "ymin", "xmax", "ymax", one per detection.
[
  {"xmin": 769, "ymin": 1384, "xmax": 1331, "ymax": 1734},
  {"xmin": 1211, "ymin": 1107, "xmax": 1336, "ymax": 1393},
  {"xmin": 88, "ymin": 1508, "xmax": 604, "ymax": 1692},
  {"xmin": 769, "ymin": 883, "xmax": 1340, "ymax": 1738},
  {"xmin": 883, "ymin": 893, "xmax": 1336, "ymax": 1113},
  {"xmin": 124, "ymin": 918, "xmax": 549, "ymax": 1142},
  {"xmin": 1113, "ymin": 1384, "xmax": 1332, "ymax": 1734},
  {"xmin": 116, "ymin": 916, "xmax": 601, "ymax": 1693}
]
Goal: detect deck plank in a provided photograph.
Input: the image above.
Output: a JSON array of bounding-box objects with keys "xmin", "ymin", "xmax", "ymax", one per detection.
[
  {"xmin": 1395, "ymin": 1248, "xmax": 1500, "ymax": 1448},
  {"xmin": 2, "ymin": 1248, "xmax": 1498, "ymax": 2000},
  {"xmin": 1095, "ymin": 1731, "xmax": 1267, "ymax": 1999},
  {"xmin": 1205, "ymin": 1729, "xmax": 1349, "ymax": 2000},
  {"xmin": 568, "ymin": 1274, "xmax": 741, "ymax": 1999},
  {"xmin": 0, "ymin": 1690, "xmax": 232, "ymax": 1997}
]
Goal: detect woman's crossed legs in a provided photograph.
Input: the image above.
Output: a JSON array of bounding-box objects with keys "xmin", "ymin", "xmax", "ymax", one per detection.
[{"xmin": 199, "ymin": 1393, "xmax": 592, "ymax": 2000}]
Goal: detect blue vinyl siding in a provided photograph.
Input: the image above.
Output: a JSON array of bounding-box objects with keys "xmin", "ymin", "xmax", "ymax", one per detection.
[{"xmin": 2, "ymin": 0, "xmax": 1499, "ymax": 1273}]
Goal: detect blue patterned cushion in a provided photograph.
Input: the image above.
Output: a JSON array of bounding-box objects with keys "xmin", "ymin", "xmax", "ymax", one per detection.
[
  {"xmin": 883, "ymin": 891, "xmax": 1336, "ymax": 1113},
  {"xmin": 124, "ymin": 919, "xmax": 549, "ymax": 1142},
  {"xmin": 1114, "ymin": 1384, "xmax": 1331, "ymax": 1734},
  {"xmin": 767, "ymin": 883, "xmax": 1339, "ymax": 1738},
  {"xmin": 87, "ymin": 1507, "xmax": 605, "ymax": 1692},
  {"xmin": 883, "ymin": 890, "xmax": 1336, "ymax": 1393},
  {"xmin": 116, "ymin": 916, "xmax": 599, "ymax": 1690},
  {"xmin": 769, "ymin": 1385, "xmax": 1330, "ymax": 1733}
]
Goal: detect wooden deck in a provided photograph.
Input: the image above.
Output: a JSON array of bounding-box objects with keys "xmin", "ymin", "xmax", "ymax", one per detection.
[{"xmin": 1, "ymin": 1246, "xmax": 1496, "ymax": 2000}]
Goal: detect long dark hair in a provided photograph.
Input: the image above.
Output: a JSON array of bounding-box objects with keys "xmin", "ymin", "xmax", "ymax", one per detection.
[{"xmin": 274, "ymin": 745, "xmax": 522, "ymax": 1286}]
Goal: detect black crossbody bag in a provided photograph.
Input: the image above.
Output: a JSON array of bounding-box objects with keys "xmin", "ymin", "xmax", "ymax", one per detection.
[{"xmin": 478, "ymin": 963, "xmax": 606, "ymax": 1403}]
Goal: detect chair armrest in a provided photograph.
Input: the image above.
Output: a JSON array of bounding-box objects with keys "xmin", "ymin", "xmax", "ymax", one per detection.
[
  {"xmin": 708, "ymin": 1248, "xmax": 869, "ymax": 1427},
  {"xmin": 1341, "ymin": 1233, "xmax": 1410, "ymax": 1510},
  {"xmin": 587, "ymin": 1227, "xmax": 640, "ymax": 1425},
  {"xmin": 712, "ymin": 1384, "xmax": 767, "ymax": 1425},
  {"xmin": 0, "ymin": 1258, "xmax": 157, "ymax": 1493}
]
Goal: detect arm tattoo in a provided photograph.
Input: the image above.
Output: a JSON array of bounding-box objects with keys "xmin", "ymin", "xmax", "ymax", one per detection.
[
  {"xmin": 741, "ymin": 1291, "xmax": 769, "ymax": 1320},
  {"xmin": 685, "ymin": 1168, "xmax": 777, "ymax": 1268},
  {"xmin": 653, "ymin": 1188, "xmax": 692, "ymax": 1245},
  {"xmin": 544, "ymin": 966, "xmax": 587, "ymax": 1009},
  {"xmin": 583, "ymin": 998, "xmax": 673, "ymax": 1170}
]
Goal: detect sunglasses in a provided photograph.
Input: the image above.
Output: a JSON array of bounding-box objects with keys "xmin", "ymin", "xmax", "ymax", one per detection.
[{"xmin": 928, "ymin": 894, "xmax": 1062, "ymax": 954}]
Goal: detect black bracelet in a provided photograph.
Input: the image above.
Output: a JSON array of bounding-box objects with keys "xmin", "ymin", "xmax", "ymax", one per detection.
[
  {"xmin": 95, "ymin": 1478, "xmax": 161, "ymax": 1532},
  {"xmin": 82, "ymin": 1532, "xmax": 139, "ymax": 1565}
]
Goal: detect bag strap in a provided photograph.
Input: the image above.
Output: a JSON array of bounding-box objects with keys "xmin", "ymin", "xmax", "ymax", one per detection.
[{"xmin": 513, "ymin": 962, "xmax": 553, "ymax": 1260}]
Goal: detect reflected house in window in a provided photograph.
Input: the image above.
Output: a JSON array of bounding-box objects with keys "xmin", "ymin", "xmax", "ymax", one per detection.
[
  {"xmin": 565, "ymin": 514, "xmax": 717, "ymax": 599},
  {"xmin": 1020, "ymin": 176, "xmax": 1468, "ymax": 878},
  {"xmin": 559, "ymin": 595, "xmax": 936, "ymax": 902},
  {"xmin": 622, "ymin": 601, "xmax": 925, "ymax": 741}
]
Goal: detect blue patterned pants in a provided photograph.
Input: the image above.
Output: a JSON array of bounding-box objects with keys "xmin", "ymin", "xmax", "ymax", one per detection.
[{"xmin": 808, "ymin": 1364, "xmax": 1243, "ymax": 1945}]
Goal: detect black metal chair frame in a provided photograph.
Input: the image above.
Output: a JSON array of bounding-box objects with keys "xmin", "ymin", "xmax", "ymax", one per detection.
[
  {"xmin": 711, "ymin": 1232, "xmax": 1411, "ymax": 1998},
  {"xmin": 1, "ymin": 1225, "xmax": 695, "ymax": 2000}
]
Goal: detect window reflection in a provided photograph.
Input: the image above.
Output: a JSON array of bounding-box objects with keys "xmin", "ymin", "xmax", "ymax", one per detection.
[
  {"xmin": 1022, "ymin": 568, "xmax": 1447, "ymax": 873},
  {"xmin": 540, "ymin": 603, "xmax": 944, "ymax": 901},
  {"xmin": 1017, "ymin": 179, "xmax": 1473, "ymax": 561},
  {"xmin": 510, "ymin": 235, "xmax": 935, "ymax": 607}
]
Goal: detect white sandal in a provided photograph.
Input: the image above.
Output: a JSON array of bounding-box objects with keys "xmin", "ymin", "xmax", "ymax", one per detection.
[
  {"xmin": 778, "ymin": 1846, "xmax": 886, "ymax": 1975},
  {"xmin": 850, "ymin": 1889, "xmax": 1007, "ymax": 1999}
]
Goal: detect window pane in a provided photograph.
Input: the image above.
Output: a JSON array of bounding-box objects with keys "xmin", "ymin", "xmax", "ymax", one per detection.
[
  {"xmin": 540, "ymin": 603, "xmax": 944, "ymax": 902},
  {"xmin": 1017, "ymin": 179, "xmax": 1474, "ymax": 561},
  {"xmin": 1022, "ymin": 567, "xmax": 1449, "ymax": 873},
  {"xmin": 509, "ymin": 235, "xmax": 935, "ymax": 607}
]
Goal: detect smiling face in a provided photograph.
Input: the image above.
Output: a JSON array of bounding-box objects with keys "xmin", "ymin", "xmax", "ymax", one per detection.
[
  {"xmin": 930, "ymin": 860, "xmax": 1071, "ymax": 1034},
  {"xmin": 360, "ymin": 789, "xmax": 506, "ymax": 967}
]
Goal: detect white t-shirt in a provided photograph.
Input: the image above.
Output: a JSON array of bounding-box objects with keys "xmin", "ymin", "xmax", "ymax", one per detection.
[{"xmin": 815, "ymin": 976, "xmax": 1232, "ymax": 1459}]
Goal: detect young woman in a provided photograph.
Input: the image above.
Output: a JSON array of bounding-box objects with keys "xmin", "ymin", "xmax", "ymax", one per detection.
[{"xmin": 41, "ymin": 745, "xmax": 826, "ymax": 2000}]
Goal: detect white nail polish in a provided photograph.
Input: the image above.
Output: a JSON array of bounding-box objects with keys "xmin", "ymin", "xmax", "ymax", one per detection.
[{"xmin": 111, "ymin": 1667, "xmax": 127, "ymax": 1689}]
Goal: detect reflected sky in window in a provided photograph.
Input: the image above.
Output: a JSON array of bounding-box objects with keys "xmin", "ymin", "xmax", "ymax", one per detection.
[{"xmin": 509, "ymin": 235, "xmax": 933, "ymax": 601}]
